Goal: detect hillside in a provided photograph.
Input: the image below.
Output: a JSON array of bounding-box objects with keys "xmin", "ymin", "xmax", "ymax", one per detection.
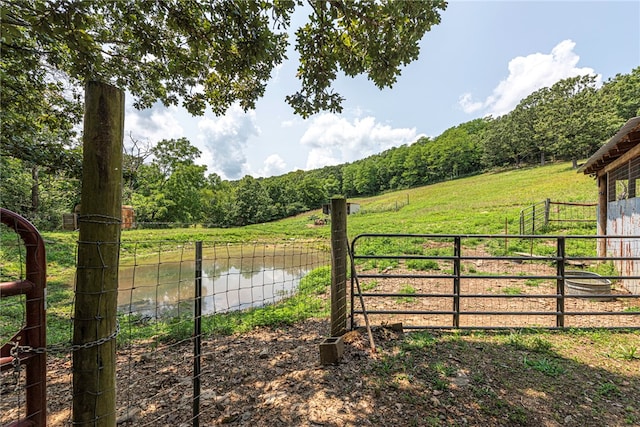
[
  {"xmin": 344, "ymin": 162, "xmax": 596, "ymax": 236},
  {"xmin": 257, "ymin": 161, "xmax": 597, "ymax": 240},
  {"xmin": 35, "ymin": 161, "xmax": 596, "ymax": 246}
]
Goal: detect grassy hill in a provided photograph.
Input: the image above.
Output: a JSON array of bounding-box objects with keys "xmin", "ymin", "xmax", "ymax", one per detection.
[
  {"xmin": 228, "ymin": 161, "xmax": 597, "ymax": 241},
  {"xmin": 344, "ymin": 161, "xmax": 596, "ymax": 236}
]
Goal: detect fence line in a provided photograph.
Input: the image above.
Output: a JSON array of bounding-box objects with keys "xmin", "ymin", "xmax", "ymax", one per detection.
[
  {"xmin": 117, "ymin": 240, "xmax": 331, "ymax": 426},
  {"xmin": 1, "ymin": 237, "xmax": 330, "ymax": 426},
  {"xmin": 349, "ymin": 233, "xmax": 640, "ymax": 330},
  {"xmin": 3, "ymin": 226, "xmax": 640, "ymax": 425},
  {"xmin": 519, "ymin": 199, "xmax": 597, "ymax": 234}
]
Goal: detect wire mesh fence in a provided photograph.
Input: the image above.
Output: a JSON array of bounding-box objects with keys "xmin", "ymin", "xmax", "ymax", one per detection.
[
  {"xmin": 1, "ymin": 235, "xmax": 330, "ymax": 426},
  {"xmin": 115, "ymin": 240, "xmax": 330, "ymax": 425},
  {"xmin": 519, "ymin": 199, "xmax": 597, "ymax": 234}
]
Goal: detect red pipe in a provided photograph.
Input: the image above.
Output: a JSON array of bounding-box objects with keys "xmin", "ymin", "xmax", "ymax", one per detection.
[{"xmin": 1, "ymin": 208, "xmax": 47, "ymax": 427}]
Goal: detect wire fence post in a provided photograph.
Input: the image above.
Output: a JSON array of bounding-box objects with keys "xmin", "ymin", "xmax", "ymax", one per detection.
[
  {"xmin": 544, "ymin": 198, "xmax": 551, "ymax": 229},
  {"xmin": 193, "ymin": 241, "xmax": 203, "ymax": 427},
  {"xmin": 330, "ymin": 197, "xmax": 348, "ymax": 336}
]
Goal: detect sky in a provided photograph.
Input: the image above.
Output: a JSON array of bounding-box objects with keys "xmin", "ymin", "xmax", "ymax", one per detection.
[{"xmin": 124, "ymin": 1, "xmax": 640, "ymax": 181}]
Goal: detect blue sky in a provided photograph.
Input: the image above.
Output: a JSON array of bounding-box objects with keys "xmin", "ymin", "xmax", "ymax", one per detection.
[{"xmin": 124, "ymin": 1, "xmax": 640, "ymax": 180}]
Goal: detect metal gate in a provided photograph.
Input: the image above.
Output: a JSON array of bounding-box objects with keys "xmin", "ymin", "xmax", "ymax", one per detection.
[
  {"xmin": 349, "ymin": 233, "xmax": 640, "ymax": 330},
  {"xmin": 0, "ymin": 208, "xmax": 47, "ymax": 426}
]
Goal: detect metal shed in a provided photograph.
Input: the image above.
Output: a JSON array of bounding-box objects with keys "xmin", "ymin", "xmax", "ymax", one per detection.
[{"xmin": 580, "ymin": 116, "xmax": 640, "ymax": 293}]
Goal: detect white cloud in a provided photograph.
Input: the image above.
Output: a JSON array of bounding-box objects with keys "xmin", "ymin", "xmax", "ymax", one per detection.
[
  {"xmin": 306, "ymin": 147, "xmax": 341, "ymax": 170},
  {"xmin": 255, "ymin": 154, "xmax": 288, "ymax": 177},
  {"xmin": 300, "ymin": 113, "xmax": 418, "ymax": 169},
  {"xmin": 458, "ymin": 93, "xmax": 484, "ymax": 114},
  {"xmin": 460, "ymin": 39, "xmax": 601, "ymax": 117},
  {"xmin": 124, "ymin": 103, "xmax": 184, "ymax": 145},
  {"xmin": 196, "ymin": 105, "xmax": 261, "ymax": 180}
]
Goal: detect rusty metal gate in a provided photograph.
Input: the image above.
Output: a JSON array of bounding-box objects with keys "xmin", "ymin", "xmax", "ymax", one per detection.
[
  {"xmin": 349, "ymin": 233, "xmax": 640, "ymax": 330},
  {"xmin": 0, "ymin": 208, "xmax": 47, "ymax": 426}
]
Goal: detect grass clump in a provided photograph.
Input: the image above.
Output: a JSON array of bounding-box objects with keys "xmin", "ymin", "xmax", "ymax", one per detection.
[
  {"xmin": 523, "ymin": 355, "xmax": 566, "ymax": 377},
  {"xmin": 396, "ymin": 285, "xmax": 417, "ymax": 304},
  {"xmin": 406, "ymin": 259, "xmax": 440, "ymax": 271}
]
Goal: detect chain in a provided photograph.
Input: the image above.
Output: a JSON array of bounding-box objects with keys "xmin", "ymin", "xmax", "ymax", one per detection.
[
  {"xmin": 9, "ymin": 341, "xmax": 23, "ymax": 392},
  {"xmin": 8, "ymin": 320, "xmax": 120, "ymax": 364},
  {"xmin": 70, "ymin": 320, "xmax": 121, "ymax": 352}
]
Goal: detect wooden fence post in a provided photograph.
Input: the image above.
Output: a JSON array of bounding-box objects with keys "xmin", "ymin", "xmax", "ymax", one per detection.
[
  {"xmin": 330, "ymin": 197, "xmax": 348, "ymax": 337},
  {"xmin": 597, "ymin": 175, "xmax": 608, "ymax": 258},
  {"xmin": 73, "ymin": 81, "xmax": 124, "ymax": 426},
  {"xmin": 544, "ymin": 198, "xmax": 551, "ymax": 229}
]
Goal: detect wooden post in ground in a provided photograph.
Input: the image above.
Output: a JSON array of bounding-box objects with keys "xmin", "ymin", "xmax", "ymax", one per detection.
[
  {"xmin": 597, "ymin": 174, "xmax": 608, "ymax": 258},
  {"xmin": 544, "ymin": 198, "xmax": 551, "ymax": 229},
  {"xmin": 330, "ymin": 197, "xmax": 348, "ymax": 337},
  {"xmin": 73, "ymin": 81, "xmax": 124, "ymax": 426}
]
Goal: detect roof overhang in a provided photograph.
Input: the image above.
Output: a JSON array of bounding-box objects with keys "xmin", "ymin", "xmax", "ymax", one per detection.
[{"xmin": 579, "ymin": 116, "xmax": 640, "ymax": 176}]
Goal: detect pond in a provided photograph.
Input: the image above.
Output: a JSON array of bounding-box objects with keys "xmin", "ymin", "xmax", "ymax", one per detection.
[{"xmin": 117, "ymin": 244, "xmax": 329, "ymax": 318}]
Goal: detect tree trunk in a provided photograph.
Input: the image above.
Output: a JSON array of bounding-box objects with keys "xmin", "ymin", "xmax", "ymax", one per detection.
[
  {"xmin": 30, "ymin": 164, "xmax": 39, "ymax": 214},
  {"xmin": 72, "ymin": 81, "xmax": 124, "ymax": 426}
]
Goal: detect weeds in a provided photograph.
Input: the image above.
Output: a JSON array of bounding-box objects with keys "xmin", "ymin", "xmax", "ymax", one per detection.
[
  {"xmin": 523, "ymin": 355, "xmax": 566, "ymax": 377},
  {"xmin": 615, "ymin": 345, "xmax": 639, "ymax": 361},
  {"xmin": 597, "ymin": 382, "xmax": 621, "ymax": 397},
  {"xmin": 402, "ymin": 331, "xmax": 436, "ymax": 351},
  {"xmin": 506, "ymin": 331, "xmax": 553, "ymax": 353},
  {"xmin": 361, "ymin": 280, "xmax": 379, "ymax": 291},
  {"xmin": 396, "ymin": 284, "xmax": 417, "ymax": 303},
  {"xmin": 406, "ymin": 259, "xmax": 440, "ymax": 271}
]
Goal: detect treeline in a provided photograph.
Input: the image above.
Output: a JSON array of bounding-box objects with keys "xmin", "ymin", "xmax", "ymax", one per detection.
[{"xmin": 2, "ymin": 68, "xmax": 638, "ymax": 230}]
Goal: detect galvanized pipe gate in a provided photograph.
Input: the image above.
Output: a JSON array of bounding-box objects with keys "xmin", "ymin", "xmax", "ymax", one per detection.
[
  {"xmin": 348, "ymin": 233, "xmax": 640, "ymax": 330},
  {"xmin": 0, "ymin": 208, "xmax": 47, "ymax": 426}
]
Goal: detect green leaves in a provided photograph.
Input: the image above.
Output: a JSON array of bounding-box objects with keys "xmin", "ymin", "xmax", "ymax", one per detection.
[
  {"xmin": 480, "ymin": 70, "xmax": 636, "ymax": 169},
  {"xmin": 288, "ymin": 0, "xmax": 447, "ymax": 117},
  {"xmin": 4, "ymin": 0, "xmax": 447, "ymax": 173}
]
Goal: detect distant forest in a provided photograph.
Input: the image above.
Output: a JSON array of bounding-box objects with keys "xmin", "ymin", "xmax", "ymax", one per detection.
[{"xmin": 2, "ymin": 68, "xmax": 639, "ymax": 230}]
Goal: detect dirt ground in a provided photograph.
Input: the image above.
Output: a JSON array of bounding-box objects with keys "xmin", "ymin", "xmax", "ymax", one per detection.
[{"xmin": 2, "ymin": 318, "xmax": 639, "ymax": 427}]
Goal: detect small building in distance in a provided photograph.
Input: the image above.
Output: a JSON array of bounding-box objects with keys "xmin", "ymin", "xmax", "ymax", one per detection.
[
  {"xmin": 63, "ymin": 205, "xmax": 135, "ymax": 230},
  {"xmin": 322, "ymin": 202, "xmax": 360, "ymax": 215},
  {"xmin": 580, "ymin": 116, "xmax": 640, "ymax": 293}
]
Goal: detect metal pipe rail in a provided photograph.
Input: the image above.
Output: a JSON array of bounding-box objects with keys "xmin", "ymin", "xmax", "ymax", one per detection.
[
  {"xmin": 1, "ymin": 208, "xmax": 47, "ymax": 427},
  {"xmin": 349, "ymin": 233, "xmax": 640, "ymax": 330}
]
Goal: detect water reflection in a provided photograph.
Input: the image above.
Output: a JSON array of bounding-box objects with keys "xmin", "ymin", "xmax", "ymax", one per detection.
[{"xmin": 117, "ymin": 245, "xmax": 327, "ymax": 318}]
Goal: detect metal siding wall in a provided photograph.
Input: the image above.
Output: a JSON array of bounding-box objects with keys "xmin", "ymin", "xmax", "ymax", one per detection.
[{"xmin": 607, "ymin": 198, "xmax": 640, "ymax": 293}]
